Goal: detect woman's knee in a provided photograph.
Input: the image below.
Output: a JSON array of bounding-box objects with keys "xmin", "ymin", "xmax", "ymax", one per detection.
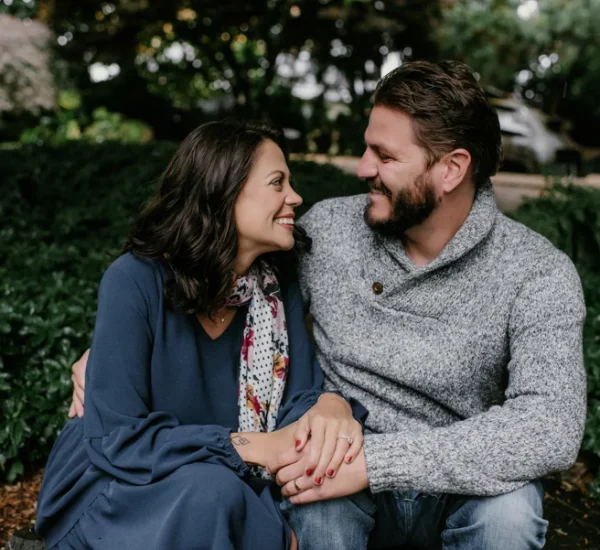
[{"xmin": 170, "ymin": 463, "xmax": 248, "ymax": 511}]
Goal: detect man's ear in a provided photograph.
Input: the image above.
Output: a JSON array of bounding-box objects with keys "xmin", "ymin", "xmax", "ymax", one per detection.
[{"xmin": 437, "ymin": 148, "xmax": 472, "ymax": 194}]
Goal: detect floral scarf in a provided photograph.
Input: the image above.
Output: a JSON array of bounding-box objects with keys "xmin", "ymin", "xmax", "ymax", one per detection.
[{"xmin": 226, "ymin": 262, "xmax": 289, "ymax": 440}]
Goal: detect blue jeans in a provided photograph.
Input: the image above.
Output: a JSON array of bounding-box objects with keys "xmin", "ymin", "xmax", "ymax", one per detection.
[{"xmin": 281, "ymin": 481, "xmax": 548, "ymax": 549}]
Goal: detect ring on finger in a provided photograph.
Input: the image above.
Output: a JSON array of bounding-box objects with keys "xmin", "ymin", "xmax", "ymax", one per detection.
[
  {"xmin": 293, "ymin": 479, "xmax": 301, "ymax": 492},
  {"xmin": 337, "ymin": 434, "xmax": 354, "ymax": 445}
]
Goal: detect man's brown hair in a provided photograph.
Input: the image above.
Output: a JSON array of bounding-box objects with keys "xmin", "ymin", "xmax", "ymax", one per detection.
[{"xmin": 374, "ymin": 60, "xmax": 502, "ymax": 188}]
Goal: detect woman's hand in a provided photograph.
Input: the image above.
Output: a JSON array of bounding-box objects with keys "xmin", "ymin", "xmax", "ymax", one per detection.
[
  {"xmin": 230, "ymin": 422, "xmax": 298, "ymax": 469},
  {"xmin": 278, "ymin": 443, "xmax": 369, "ymax": 504},
  {"xmin": 293, "ymin": 393, "xmax": 363, "ymax": 486},
  {"xmin": 68, "ymin": 349, "xmax": 89, "ymax": 418}
]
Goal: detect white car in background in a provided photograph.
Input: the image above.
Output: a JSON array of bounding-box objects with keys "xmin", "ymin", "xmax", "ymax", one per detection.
[{"xmin": 490, "ymin": 97, "xmax": 584, "ymax": 177}]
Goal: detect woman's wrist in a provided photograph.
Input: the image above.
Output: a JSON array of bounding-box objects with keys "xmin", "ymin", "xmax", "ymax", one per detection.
[
  {"xmin": 230, "ymin": 432, "xmax": 270, "ymax": 466},
  {"xmin": 230, "ymin": 423, "xmax": 297, "ymax": 468}
]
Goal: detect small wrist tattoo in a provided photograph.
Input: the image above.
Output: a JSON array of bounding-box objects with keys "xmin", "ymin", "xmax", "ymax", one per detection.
[{"xmin": 231, "ymin": 435, "xmax": 250, "ymax": 446}]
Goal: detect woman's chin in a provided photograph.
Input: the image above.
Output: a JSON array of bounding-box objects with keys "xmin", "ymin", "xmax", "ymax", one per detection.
[
  {"xmin": 279, "ymin": 237, "xmax": 295, "ymax": 251},
  {"xmin": 262, "ymin": 237, "xmax": 295, "ymax": 255}
]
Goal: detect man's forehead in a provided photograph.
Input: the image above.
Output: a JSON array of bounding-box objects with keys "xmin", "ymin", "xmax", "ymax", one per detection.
[{"xmin": 365, "ymin": 109, "xmax": 414, "ymax": 148}]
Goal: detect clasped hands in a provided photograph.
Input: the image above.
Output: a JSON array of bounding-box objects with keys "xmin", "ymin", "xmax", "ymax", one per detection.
[{"xmin": 267, "ymin": 394, "xmax": 369, "ymax": 504}]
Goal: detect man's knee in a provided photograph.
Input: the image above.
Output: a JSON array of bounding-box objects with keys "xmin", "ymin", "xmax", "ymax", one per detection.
[
  {"xmin": 282, "ymin": 492, "xmax": 375, "ymax": 549},
  {"xmin": 444, "ymin": 482, "xmax": 548, "ymax": 549}
]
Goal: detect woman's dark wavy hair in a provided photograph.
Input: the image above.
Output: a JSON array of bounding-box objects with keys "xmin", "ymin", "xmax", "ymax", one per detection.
[{"xmin": 125, "ymin": 118, "xmax": 311, "ymax": 316}]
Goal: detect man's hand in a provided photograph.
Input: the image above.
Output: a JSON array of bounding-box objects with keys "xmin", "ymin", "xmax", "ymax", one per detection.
[
  {"xmin": 279, "ymin": 446, "xmax": 369, "ymax": 504},
  {"xmin": 292, "ymin": 393, "xmax": 363, "ymax": 485},
  {"xmin": 67, "ymin": 349, "xmax": 89, "ymax": 418}
]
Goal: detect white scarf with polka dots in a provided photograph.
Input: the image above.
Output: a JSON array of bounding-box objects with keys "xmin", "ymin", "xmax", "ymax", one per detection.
[{"xmin": 226, "ymin": 262, "xmax": 290, "ymax": 436}]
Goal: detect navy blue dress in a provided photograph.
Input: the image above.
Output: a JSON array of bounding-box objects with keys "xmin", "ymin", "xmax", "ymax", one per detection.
[{"xmin": 35, "ymin": 253, "xmax": 333, "ymax": 550}]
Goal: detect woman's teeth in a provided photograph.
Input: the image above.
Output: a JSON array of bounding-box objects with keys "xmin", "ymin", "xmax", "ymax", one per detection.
[{"xmin": 275, "ymin": 218, "xmax": 294, "ymax": 225}]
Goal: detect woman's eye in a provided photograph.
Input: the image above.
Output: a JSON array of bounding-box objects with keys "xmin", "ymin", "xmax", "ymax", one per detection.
[{"xmin": 271, "ymin": 178, "xmax": 283, "ymax": 186}]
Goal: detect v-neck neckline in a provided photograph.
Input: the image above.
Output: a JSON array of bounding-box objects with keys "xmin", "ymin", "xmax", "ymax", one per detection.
[{"xmin": 196, "ymin": 307, "xmax": 244, "ymax": 342}]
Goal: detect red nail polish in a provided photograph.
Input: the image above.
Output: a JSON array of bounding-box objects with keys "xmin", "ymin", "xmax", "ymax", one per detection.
[
  {"xmin": 327, "ymin": 469, "xmax": 335, "ymax": 477},
  {"xmin": 315, "ymin": 476, "xmax": 323, "ymax": 485},
  {"xmin": 305, "ymin": 468, "xmax": 314, "ymax": 476},
  {"xmin": 295, "ymin": 440, "xmax": 301, "ymax": 448},
  {"xmin": 347, "ymin": 456, "xmax": 353, "ymax": 463}
]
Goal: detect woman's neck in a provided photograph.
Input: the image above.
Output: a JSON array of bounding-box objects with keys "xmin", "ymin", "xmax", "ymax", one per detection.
[{"xmin": 234, "ymin": 250, "xmax": 259, "ymax": 276}]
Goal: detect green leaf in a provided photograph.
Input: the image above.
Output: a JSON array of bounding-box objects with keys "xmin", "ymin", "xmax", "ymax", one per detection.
[{"xmin": 7, "ymin": 459, "xmax": 24, "ymax": 483}]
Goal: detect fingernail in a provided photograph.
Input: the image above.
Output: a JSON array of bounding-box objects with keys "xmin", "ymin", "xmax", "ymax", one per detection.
[
  {"xmin": 346, "ymin": 456, "xmax": 353, "ymax": 464},
  {"xmin": 326, "ymin": 469, "xmax": 335, "ymax": 477},
  {"xmin": 305, "ymin": 468, "xmax": 314, "ymax": 476},
  {"xmin": 315, "ymin": 476, "xmax": 323, "ymax": 485},
  {"xmin": 295, "ymin": 439, "xmax": 302, "ymax": 448}
]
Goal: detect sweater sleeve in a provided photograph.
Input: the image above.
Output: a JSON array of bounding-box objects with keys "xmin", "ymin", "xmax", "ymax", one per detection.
[
  {"xmin": 83, "ymin": 263, "xmax": 249, "ymax": 485},
  {"xmin": 363, "ymin": 254, "xmax": 586, "ymax": 495}
]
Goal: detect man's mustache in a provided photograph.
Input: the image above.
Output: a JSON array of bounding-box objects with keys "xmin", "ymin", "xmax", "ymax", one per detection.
[{"xmin": 366, "ymin": 179, "xmax": 392, "ymax": 197}]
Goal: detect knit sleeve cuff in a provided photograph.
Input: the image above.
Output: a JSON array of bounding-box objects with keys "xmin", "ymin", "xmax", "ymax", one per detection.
[{"xmin": 363, "ymin": 432, "xmax": 435, "ymax": 494}]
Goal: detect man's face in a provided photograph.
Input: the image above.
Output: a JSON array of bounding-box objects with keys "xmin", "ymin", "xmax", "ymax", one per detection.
[{"xmin": 357, "ymin": 106, "xmax": 439, "ymax": 237}]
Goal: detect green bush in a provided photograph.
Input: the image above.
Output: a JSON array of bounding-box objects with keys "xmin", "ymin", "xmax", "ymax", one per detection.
[
  {"xmin": 0, "ymin": 142, "xmax": 365, "ymax": 481},
  {"xmin": 19, "ymin": 91, "xmax": 154, "ymax": 146},
  {"xmin": 511, "ymin": 184, "xmax": 600, "ymax": 496}
]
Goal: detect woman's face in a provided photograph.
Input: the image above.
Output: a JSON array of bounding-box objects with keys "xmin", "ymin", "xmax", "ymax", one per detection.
[{"xmin": 234, "ymin": 139, "xmax": 303, "ymax": 258}]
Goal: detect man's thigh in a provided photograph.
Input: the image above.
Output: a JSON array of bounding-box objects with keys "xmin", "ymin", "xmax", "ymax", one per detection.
[
  {"xmin": 369, "ymin": 482, "xmax": 546, "ymax": 550},
  {"xmin": 369, "ymin": 490, "xmax": 447, "ymax": 550},
  {"xmin": 281, "ymin": 491, "xmax": 377, "ymax": 550},
  {"xmin": 441, "ymin": 481, "xmax": 547, "ymax": 550}
]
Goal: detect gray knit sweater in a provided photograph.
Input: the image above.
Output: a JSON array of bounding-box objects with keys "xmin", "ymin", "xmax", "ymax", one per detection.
[{"xmin": 298, "ymin": 180, "xmax": 586, "ymax": 496}]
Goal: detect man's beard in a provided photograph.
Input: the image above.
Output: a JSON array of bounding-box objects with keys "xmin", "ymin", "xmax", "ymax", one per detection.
[{"xmin": 364, "ymin": 171, "xmax": 437, "ymax": 238}]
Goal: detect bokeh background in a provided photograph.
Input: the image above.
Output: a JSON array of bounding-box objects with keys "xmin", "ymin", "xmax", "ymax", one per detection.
[{"xmin": 1, "ymin": 1, "xmax": 600, "ymax": 548}]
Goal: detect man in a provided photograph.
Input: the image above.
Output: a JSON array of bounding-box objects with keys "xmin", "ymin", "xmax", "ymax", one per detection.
[
  {"xmin": 272, "ymin": 60, "xmax": 586, "ymax": 549},
  {"xmin": 70, "ymin": 61, "xmax": 586, "ymax": 549}
]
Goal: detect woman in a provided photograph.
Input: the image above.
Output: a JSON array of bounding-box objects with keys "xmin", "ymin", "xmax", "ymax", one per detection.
[{"xmin": 36, "ymin": 119, "xmax": 365, "ymax": 550}]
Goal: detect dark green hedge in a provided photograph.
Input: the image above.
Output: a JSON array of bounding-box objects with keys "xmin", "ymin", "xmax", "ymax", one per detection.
[
  {"xmin": 1, "ymin": 143, "xmax": 599, "ymax": 498},
  {"xmin": 511, "ymin": 185, "xmax": 600, "ymax": 497}
]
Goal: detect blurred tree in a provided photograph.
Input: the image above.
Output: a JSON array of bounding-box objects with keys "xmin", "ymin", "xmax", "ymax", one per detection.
[
  {"xmin": 11, "ymin": 0, "xmax": 440, "ymax": 141},
  {"xmin": 0, "ymin": 14, "xmax": 56, "ymax": 138},
  {"xmin": 439, "ymin": 0, "xmax": 600, "ymax": 145}
]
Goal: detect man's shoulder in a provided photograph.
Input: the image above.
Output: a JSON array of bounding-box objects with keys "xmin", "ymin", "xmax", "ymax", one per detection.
[
  {"xmin": 299, "ymin": 194, "xmax": 367, "ymax": 233},
  {"xmin": 495, "ymin": 214, "xmax": 579, "ymax": 281}
]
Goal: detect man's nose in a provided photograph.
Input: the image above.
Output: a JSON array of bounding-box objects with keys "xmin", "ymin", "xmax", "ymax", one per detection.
[{"xmin": 356, "ymin": 149, "xmax": 377, "ymax": 179}]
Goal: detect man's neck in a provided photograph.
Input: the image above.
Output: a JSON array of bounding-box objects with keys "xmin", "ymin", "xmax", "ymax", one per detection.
[{"xmin": 402, "ymin": 184, "xmax": 476, "ymax": 268}]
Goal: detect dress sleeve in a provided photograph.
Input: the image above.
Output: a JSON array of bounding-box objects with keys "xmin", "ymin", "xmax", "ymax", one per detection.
[{"xmin": 83, "ymin": 263, "xmax": 249, "ymax": 485}]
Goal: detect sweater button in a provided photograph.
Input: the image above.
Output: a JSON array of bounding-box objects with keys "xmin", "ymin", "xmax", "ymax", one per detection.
[{"xmin": 372, "ymin": 282, "xmax": 383, "ymax": 295}]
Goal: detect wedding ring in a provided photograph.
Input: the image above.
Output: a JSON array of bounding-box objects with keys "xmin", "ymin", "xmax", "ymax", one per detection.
[
  {"xmin": 293, "ymin": 479, "xmax": 301, "ymax": 492},
  {"xmin": 337, "ymin": 434, "xmax": 354, "ymax": 445}
]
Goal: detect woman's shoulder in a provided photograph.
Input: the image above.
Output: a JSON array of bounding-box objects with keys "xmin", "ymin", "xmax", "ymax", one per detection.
[{"xmin": 101, "ymin": 252, "xmax": 168, "ymax": 302}]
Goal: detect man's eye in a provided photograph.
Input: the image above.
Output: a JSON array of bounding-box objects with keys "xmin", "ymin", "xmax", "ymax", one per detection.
[{"xmin": 379, "ymin": 155, "xmax": 392, "ymax": 162}]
